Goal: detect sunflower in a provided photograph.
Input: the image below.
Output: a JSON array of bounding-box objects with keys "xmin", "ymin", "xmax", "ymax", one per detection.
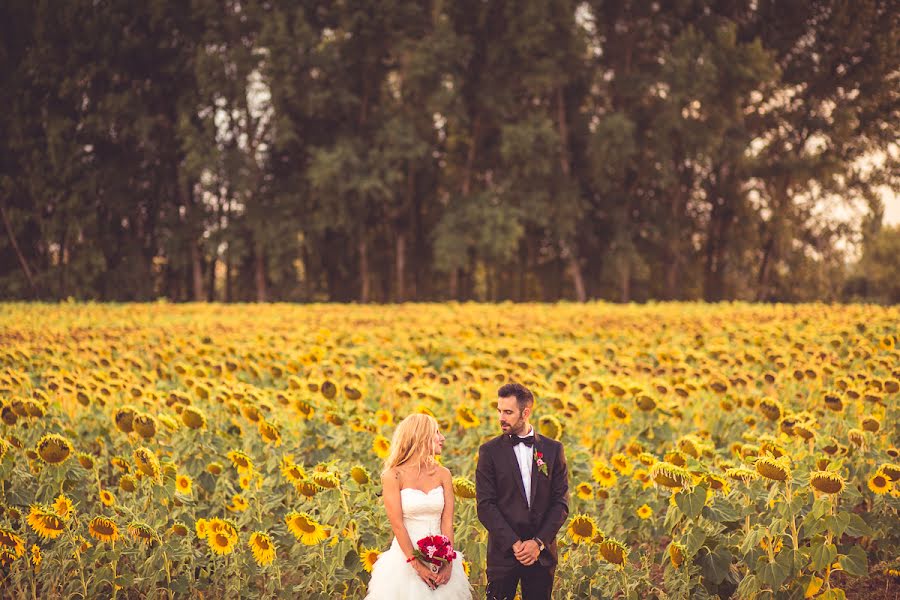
[
  {"xmin": 99, "ymin": 489, "xmax": 116, "ymax": 507},
  {"xmin": 650, "ymin": 463, "xmax": 691, "ymax": 489},
  {"xmin": 610, "ymin": 453, "xmax": 633, "ymax": 475},
  {"xmin": 227, "ymin": 494, "xmax": 249, "ymax": 512},
  {"xmin": 258, "ymin": 420, "xmax": 282, "ymax": 446},
  {"xmin": 809, "ymin": 471, "xmax": 845, "ymax": 494},
  {"xmin": 208, "ymin": 530, "xmax": 237, "ymax": 556},
  {"xmin": 372, "ymin": 435, "xmax": 391, "ymax": 459},
  {"xmin": 575, "ymin": 482, "xmax": 593, "ymax": 500},
  {"xmin": 195, "ymin": 518, "xmax": 209, "ymax": 540},
  {"xmin": 128, "ymin": 522, "xmax": 158, "ymax": 546},
  {"xmin": 133, "ymin": 447, "xmax": 161, "ymax": 481},
  {"xmin": 88, "ymin": 516, "xmax": 119, "ymax": 543},
  {"xmin": 119, "ymin": 474, "xmax": 137, "ymax": 492},
  {"xmin": 374, "ymin": 410, "xmax": 393, "ymax": 427},
  {"xmin": 758, "ymin": 397, "xmax": 783, "ymax": 421},
  {"xmin": 51, "ymin": 494, "xmax": 74, "ymax": 521},
  {"xmin": 880, "ymin": 335, "xmax": 895, "ymax": 351},
  {"xmin": 249, "ymin": 531, "xmax": 276, "ymax": 566},
  {"xmin": 538, "ymin": 415, "xmax": 563, "ymax": 439},
  {"xmin": 880, "ymin": 463, "xmax": 900, "ymax": 480},
  {"xmin": 176, "ymin": 474, "xmax": 192, "ymax": 495},
  {"xmin": 726, "ymin": 467, "xmax": 760, "ymax": 484},
  {"xmin": 861, "ymin": 417, "xmax": 880, "ymax": 433},
  {"xmin": 181, "ymin": 406, "xmax": 207, "ymax": 429},
  {"xmin": 132, "ymin": 413, "xmax": 157, "ymax": 439},
  {"xmin": 456, "ymin": 405, "xmax": 480, "ymax": 429},
  {"xmin": 868, "ymin": 472, "xmax": 892, "ymax": 495},
  {"xmin": 36, "ymin": 433, "xmax": 72, "ymax": 465},
  {"xmin": 452, "ymin": 476, "xmax": 477, "ymax": 499},
  {"xmin": 755, "ymin": 456, "xmax": 791, "ymax": 482},
  {"xmin": 607, "ymin": 403, "xmax": 630, "ymax": 423},
  {"xmin": 76, "ymin": 452, "xmax": 95, "ymax": 469},
  {"xmin": 0, "ymin": 527, "xmax": 25, "ymax": 558},
  {"xmin": 27, "ymin": 505, "xmax": 65, "ymax": 540},
  {"xmin": 281, "ymin": 462, "xmax": 307, "ymax": 485},
  {"xmin": 598, "ymin": 538, "xmax": 628, "ymax": 566},
  {"xmin": 170, "ymin": 522, "xmax": 188, "ymax": 536},
  {"xmin": 567, "ymin": 514, "xmax": 598, "ymax": 544},
  {"xmin": 636, "ymin": 504, "xmax": 653, "ymax": 520},
  {"xmin": 227, "ymin": 450, "xmax": 254, "ymax": 473},
  {"xmin": 668, "ymin": 542, "xmax": 686, "ymax": 568},
  {"xmin": 357, "ymin": 545, "xmax": 381, "ymax": 572},
  {"xmin": 114, "ymin": 406, "xmax": 136, "ymax": 433},
  {"xmin": 285, "ymin": 511, "xmax": 328, "ymax": 545},
  {"xmin": 350, "ymin": 465, "xmax": 370, "ymax": 485},
  {"xmin": 592, "ymin": 461, "xmax": 619, "ymax": 488},
  {"xmin": 312, "ymin": 471, "xmax": 340, "ymax": 489},
  {"xmin": 634, "ymin": 393, "xmax": 656, "ymax": 412},
  {"xmin": 847, "ymin": 428, "xmax": 866, "ymax": 447},
  {"xmin": 296, "ymin": 479, "xmax": 322, "ymax": 497},
  {"xmin": 30, "ymin": 544, "xmax": 41, "ymax": 568},
  {"xmin": 207, "ymin": 461, "xmax": 224, "ymax": 475}
]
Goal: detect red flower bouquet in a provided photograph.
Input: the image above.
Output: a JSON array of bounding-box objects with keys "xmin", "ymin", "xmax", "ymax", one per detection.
[{"xmin": 413, "ymin": 534, "xmax": 458, "ymax": 573}]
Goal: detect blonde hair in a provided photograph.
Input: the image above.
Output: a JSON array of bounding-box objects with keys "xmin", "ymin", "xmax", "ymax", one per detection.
[{"xmin": 382, "ymin": 413, "xmax": 439, "ymax": 477}]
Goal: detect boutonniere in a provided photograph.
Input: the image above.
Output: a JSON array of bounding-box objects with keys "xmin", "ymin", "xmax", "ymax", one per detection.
[{"xmin": 533, "ymin": 449, "xmax": 548, "ymax": 476}]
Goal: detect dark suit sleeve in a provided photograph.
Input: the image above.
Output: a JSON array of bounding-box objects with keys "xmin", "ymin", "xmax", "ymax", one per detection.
[
  {"xmin": 476, "ymin": 445, "xmax": 520, "ymax": 550},
  {"xmin": 536, "ymin": 442, "xmax": 569, "ymax": 544}
]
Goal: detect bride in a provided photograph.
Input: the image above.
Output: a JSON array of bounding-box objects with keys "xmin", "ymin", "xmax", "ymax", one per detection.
[{"xmin": 365, "ymin": 414, "xmax": 473, "ymax": 599}]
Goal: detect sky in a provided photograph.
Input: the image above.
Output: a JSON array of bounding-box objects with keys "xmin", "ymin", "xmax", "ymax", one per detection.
[{"xmin": 884, "ymin": 193, "xmax": 900, "ymax": 225}]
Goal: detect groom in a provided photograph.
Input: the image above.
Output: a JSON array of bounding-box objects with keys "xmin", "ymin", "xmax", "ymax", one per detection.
[{"xmin": 476, "ymin": 382, "xmax": 569, "ymax": 600}]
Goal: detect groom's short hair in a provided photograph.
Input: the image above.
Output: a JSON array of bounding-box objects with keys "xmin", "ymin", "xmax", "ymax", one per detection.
[{"xmin": 497, "ymin": 382, "xmax": 534, "ymax": 412}]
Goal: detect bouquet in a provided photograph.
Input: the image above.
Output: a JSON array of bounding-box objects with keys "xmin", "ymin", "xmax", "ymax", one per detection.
[{"xmin": 413, "ymin": 534, "xmax": 458, "ymax": 573}]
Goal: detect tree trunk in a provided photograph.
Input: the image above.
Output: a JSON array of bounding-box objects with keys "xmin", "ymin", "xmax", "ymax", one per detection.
[
  {"xmin": 358, "ymin": 236, "xmax": 369, "ymax": 303},
  {"xmin": 395, "ymin": 232, "xmax": 406, "ymax": 302},
  {"xmin": 191, "ymin": 242, "xmax": 204, "ymax": 301},
  {"xmin": 0, "ymin": 201, "xmax": 38, "ymax": 298},
  {"xmin": 224, "ymin": 243, "xmax": 232, "ymax": 303},
  {"xmin": 254, "ymin": 239, "xmax": 267, "ymax": 302},
  {"xmin": 207, "ymin": 253, "xmax": 217, "ymax": 301},
  {"xmin": 620, "ymin": 260, "xmax": 630, "ymax": 303}
]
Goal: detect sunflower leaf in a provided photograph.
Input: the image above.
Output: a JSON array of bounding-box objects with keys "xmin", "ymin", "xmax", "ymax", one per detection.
[{"xmin": 675, "ymin": 485, "xmax": 707, "ymax": 520}]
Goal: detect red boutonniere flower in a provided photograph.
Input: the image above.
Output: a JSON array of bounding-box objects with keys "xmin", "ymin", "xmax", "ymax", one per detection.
[{"xmin": 533, "ymin": 449, "xmax": 548, "ymax": 476}]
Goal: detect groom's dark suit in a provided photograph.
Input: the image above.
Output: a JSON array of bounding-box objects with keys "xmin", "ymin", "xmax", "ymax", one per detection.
[{"xmin": 476, "ymin": 431, "xmax": 569, "ymax": 600}]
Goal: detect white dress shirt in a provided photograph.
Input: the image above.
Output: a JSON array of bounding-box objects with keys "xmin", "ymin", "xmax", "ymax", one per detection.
[{"xmin": 512, "ymin": 425, "xmax": 535, "ymax": 507}]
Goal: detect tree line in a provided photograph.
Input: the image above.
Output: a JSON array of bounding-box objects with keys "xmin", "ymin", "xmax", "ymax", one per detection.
[{"xmin": 1, "ymin": 0, "xmax": 898, "ymax": 303}]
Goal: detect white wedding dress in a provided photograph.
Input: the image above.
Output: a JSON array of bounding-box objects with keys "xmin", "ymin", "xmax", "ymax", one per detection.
[{"xmin": 365, "ymin": 487, "xmax": 473, "ymax": 599}]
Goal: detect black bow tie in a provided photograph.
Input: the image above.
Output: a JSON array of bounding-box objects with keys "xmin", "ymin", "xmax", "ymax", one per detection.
[{"xmin": 510, "ymin": 435, "xmax": 535, "ymax": 447}]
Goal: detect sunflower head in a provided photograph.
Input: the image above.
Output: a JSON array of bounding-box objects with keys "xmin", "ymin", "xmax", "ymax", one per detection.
[
  {"xmin": 132, "ymin": 413, "xmax": 157, "ymax": 439},
  {"xmin": 810, "ymin": 471, "xmax": 845, "ymax": 495},
  {"xmin": 285, "ymin": 511, "xmax": 328, "ymax": 545},
  {"xmin": 0, "ymin": 527, "xmax": 25, "ymax": 558},
  {"xmin": 113, "ymin": 406, "xmax": 136, "ymax": 433},
  {"xmin": 128, "ymin": 521, "xmax": 158, "ymax": 546},
  {"xmin": 372, "ymin": 435, "xmax": 391, "ymax": 459},
  {"xmin": 249, "ymin": 531, "xmax": 276, "ymax": 566},
  {"xmin": 650, "ymin": 463, "xmax": 691, "ymax": 489},
  {"xmin": 53, "ymin": 495, "xmax": 74, "ymax": 521},
  {"xmin": 868, "ymin": 472, "xmax": 892, "ymax": 495},
  {"xmin": 227, "ymin": 450, "xmax": 253, "ymax": 473},
  {"xmin": 668, "ymin": 542, "xmax": 686, "ymax": 568},
  {"xmin": 36, "ymin": 434, "xmax": 72, "ymax": 465},
  {"xmin": 133, "ymin": 447, "xmax": 161, "ymax": 481},
  {"xmin": 349, "ymin": 465, "xmax": 370, "ymax": 485},
  {"xmin": 88, "ymin": 516, "xmax": 119, "ymax": 543},
  {"xmin": 181, "ymin": 406, "xmax": 207, "ymax": 429},
  {"xmin": 538, "ymin": 414, "xmax": 563, "ymax": 439},
  {"xmin": 598, "ymin": 538, "xmax": 629, "ymax": 566},
  {"xmin": 758, "ymin": 397, "xmax": 783, "ymax": 421},
  {"xmin": 176, "ymin": 474, "xmax": 192, "ymax": 495},
  {"xmin": 360, "ymin": 546, "xmax": 380, "ymax": 572},
  {"xmin": 26, "ymin": 505, "xmax": 65, "ymax": 540},
  {"xmin": 755, "ymin": 456, "xmax": 791, "ymax": 482},
  {"xmin": 567, "ymin": 514, "xmax": 598, "ymax": 544},
  {"xmin": 452, "ymin": 476, "xmax": 477, "ymax": 499}
]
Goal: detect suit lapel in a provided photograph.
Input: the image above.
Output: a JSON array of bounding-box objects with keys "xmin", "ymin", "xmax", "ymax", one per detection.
[
  {"xmin": 529, "ymin": 432, "xmax": 542, "ymax": 510},
  {"xmin": 501, "ymin": 435, "xmax": 530, "ymax": 507}
]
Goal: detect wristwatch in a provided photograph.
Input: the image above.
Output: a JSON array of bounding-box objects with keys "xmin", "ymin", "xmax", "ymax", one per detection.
[{"xmin": 533, "ymin": 537, "xmax": 545, "ymax": 552}]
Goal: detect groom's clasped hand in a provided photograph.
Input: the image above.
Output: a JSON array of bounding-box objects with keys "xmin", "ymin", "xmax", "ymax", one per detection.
[{"xmin": 511, "ymin": 539, "xmax": 541, "ymax": 566}]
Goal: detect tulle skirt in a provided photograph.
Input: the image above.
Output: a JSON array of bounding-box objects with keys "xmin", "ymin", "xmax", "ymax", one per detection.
[{"xmin": 365, "ymin": 542, "xmax": 473, "ymax": 600}]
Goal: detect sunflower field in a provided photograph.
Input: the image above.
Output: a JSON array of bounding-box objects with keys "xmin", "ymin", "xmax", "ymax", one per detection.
[{"xmin": 0, "ymin": 302, "xmax": 898, "ymax": 599}]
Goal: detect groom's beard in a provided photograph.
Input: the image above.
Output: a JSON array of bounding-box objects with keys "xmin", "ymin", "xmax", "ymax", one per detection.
[{"xmin": 502, "ymin": 414, "xmax": 528, "ymax": 436}]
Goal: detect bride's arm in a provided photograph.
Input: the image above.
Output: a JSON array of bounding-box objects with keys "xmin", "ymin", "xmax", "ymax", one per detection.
[
  {"xmin": 382, "ymin": 469, "xmax": 417, "ymax": 559},
  {"xmin": 439, "ymin": 466, "xmax": 454, "ymax": 546}
]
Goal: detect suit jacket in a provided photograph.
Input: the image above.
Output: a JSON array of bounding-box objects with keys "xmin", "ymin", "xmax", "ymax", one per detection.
[{"xmin": 475, "ymin": 431, "xmax": 569, "ymax": 577}]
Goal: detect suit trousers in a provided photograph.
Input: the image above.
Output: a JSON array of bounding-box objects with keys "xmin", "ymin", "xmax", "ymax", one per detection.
[{"xmin": 486, "ymin": 563, "xmax": 555, "ymax": 600}]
